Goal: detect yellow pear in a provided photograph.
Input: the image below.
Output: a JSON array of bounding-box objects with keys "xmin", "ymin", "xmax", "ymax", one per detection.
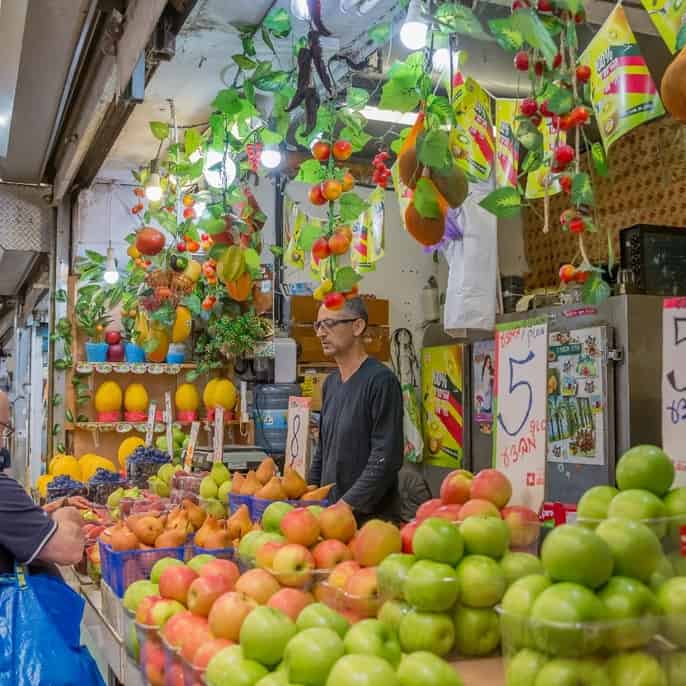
[
  {"xmin": 255, "ymin": 476, "xmax": 287, "ymax": 501},
  {"xmin": 301, "ymin": 483, "xmax": 335, "ymax": 501},
  {"xmin": 255, "ymin": 457, "xmax": 277, "ymax": 485},
  {"xmin": 227, "ymin": 505, "xmax": 252, "ymax": 539},
  {"xmin": 154, "ymin": 529, "xmax": 187, "ymax": 549},
  {"xmin": 231, "ymin": 472, "xmax": 245, "ymax": 494},
  {"xmin": 182, "ymin": 498, "xmax": 206, "ymax": 530},
  {"xmin": 239, "ymin": 470, "xmax": 262, "ymax": 495},
  {"xmin": 283, "ymin": 467, "xmax": 308, "ymax": 499}
]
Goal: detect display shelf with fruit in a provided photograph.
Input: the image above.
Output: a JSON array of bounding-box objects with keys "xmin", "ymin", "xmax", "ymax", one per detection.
[{"xmin": 74, "ymin": 361, "xmax": 198, "ymax": 375}]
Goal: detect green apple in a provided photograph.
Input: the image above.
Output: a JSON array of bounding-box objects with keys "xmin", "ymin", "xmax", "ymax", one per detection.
[
  {"xmin": 597, "ymin": 576, "xmax": 659, "ymax": 650},
  {"xmin": 662, "ymin": 652, "xmax": 686, "ymax": 686},
  {"xmin": 500, "ymin": 552, "xmax": 544, "ymax": 587},
  {"xmin": 506, "ymin": 649, "xmax": 548, "ymax": 686},
  {"xmin": 403, "ymin": 560, "xmax": 460, "ymax": 612},
  {"xmin": 533, "ymin": 658, "xmax": 609, "ymax": 686},
  {"xmin": 398, "ymin": 610, "xmax": 455, "ymax": 657},
  {"xmin": 577, "ymin": 486, "xmax": 619, "ymax": 525},
  {"xmin": 172, "ymin": 426, "xmax": 187, "ymax": 444},
  {"xmin": 343, "ymin": 618, "xmax": 401, "ymax": 667},
  {"xmin": 307, "ymin": 505, "xmax": 324, "ymax": 518},
  {"xmin": 668, "ymin": 551, "xmax": 686, "ymax": 576},
  {"xmin": 326, "ymin": 655, "xmax": 399, "ymax": 686},
  {"xmin": 453, "ymin": 606, "xmax": 500, "ymax": 657},
  {"xmin": 262, "ymin": 502, "xmax": 294, "ymax": 533},
  {"xmin": 218, "ymin": 480, "xmax": 233, "ymax": 503},
  {"xmin": 125, "ymin": 621, "xmax": 139, "ymax": 661},
  {"xmin": 158, "ymin": 463, "xmax": 175, "ymax": 486},
  {"xmin": 608, "ymin": 490, "xmax": 667, "ymax": 539},
  {"xmin": 530, "ymin": 582, "xmax": 608, "ymax": 657},
  {"xmin": 123, "ymin": 579, "xmax": 159, "ymax": 611},
  {"xmin": 540, "ymin": 524, "xmax": 613, "ymax": 589},
  {"xmin": 412, "ymin": 518, "xmax": 464, "ymax": 565},
  {"xmin": 377, "ymin": 600, "xmax": 411, "ymax": 633},
  {"xmin": 206, "ymin": 645, "xmax": 268, "ymax": 686},
  {"xmin": 595, "ymin": 518, "xmax": 661, "ymax": 583},
  {"xmin": 211, "ymin": 462, "xmax": 231, "ymax": 486},
  {"xmin": 256, "ymin": 674, "xmax": 289, "ymax": 686},
  {"xmin": 282, "ymin": 627, "xmax": 344, "ymax": 686},
  {"xmin": 240, "ymin": 606, "xmax": 297, "ymax": 667},
  {"xmin": 377, "ymin": 553, "xmax": 416, "ymax": 600},
  {"xmin": 649, "ymin": 555, "xmax": 674, "ymax": 592},
  {"xmin": 200, "ymin": 475, "xmax": 219, "ymax": 499},
  {"xmin": 500, "ymin": 574, "xmax": 552, "ymax": 650},
  {"xmin": 606, "ymin": 651, "xmax": 667, "ymax": 686},
  {"xmin": 664, "ymin": 487, "xmax": 686, "ymax": 517},
  {"xmin": 187, "ymin": 553, "xmax": 216, "ymax": 574},
  {"xmin": 657, "ymin": 576, "xmax": 686, "ymax": 647},
  {"xmin": 455, "ymin": 555, "xmax": 506, "ymax": 608},
  {"xmin": 616, "ymin": 445, "xmax": 675, "ymax": 497},
  {"xmin": 397, "ymin": 651, "xmax": 463, "ymax": 686},
  {"xmin": 148, "ymin": 476, "xmax": 171, "ymax": 497},
  {"xmin": 239, "ymin": 531, "xmax": 285, "ymax": 563},
  {"xmin": 459, "ymin": 515, "xmax": 511, "ymax": 559},
  {"xmin": 296, "ymin": 603, "xmax": 350, "ymax": 638}
]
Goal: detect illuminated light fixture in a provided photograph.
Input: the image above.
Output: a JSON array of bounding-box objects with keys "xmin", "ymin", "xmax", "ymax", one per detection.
[
  {"xmin": 0, "ymin": 115, "xmax": 7, "ymax": 127},
  {"xmin": 432, "ymin": 35, "xmax": 459, "ymax": 73},
  {"xmin": 400, "ymin": 0, "xmax": 427, "ymax": 50},
  {"xmin": 291, "ymin": 0, "xmax": 310, "ymax": 20},
  {"xmin": 359, "ymin": 106, "xmax": 418, "ymax": 126},
  {"xmin": 204, "ymin": 149, "xmax": 237, "ymax": 189},
  {"xmin": 103, "ymin": 244, "xmax": 119, "ymax": 284},
  {"xmin": 145, "ymin": 160, "xmax": 163, "ymax": 202},
  {"xmin": 260, "ymin": 146, "xmax": 283, "ymax": 169}
]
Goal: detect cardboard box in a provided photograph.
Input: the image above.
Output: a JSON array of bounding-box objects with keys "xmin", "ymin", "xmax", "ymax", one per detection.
[
  {"xmin": 291, "ymin": 324, "xmax": 390, "ymax": 363},
  {"xmin": 290, "ymin": 295, "xmax": 389, "ymax": 326},
  {"xmin": 302, "ymin": 372, "xmax": 329, "ymax": 411}
]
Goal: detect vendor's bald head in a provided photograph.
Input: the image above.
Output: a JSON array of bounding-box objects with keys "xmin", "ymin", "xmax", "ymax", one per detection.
[{"xmin": 0, "ymin": 391, "xmax": 8, "ymax": 425}]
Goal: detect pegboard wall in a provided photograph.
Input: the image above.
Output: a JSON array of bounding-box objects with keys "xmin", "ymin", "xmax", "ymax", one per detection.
[{"xmin": 522, "ymin": 117, "xmax": 686, "ymax": 289}]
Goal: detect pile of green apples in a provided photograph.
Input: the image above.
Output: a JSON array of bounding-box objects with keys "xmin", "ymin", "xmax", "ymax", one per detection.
[
  {"xmin": 502, "ymin": 445, "xmax": 686, "ymax": 685},
  {"xmin": 148, "ymin": 463, "xmax": 176, "ymax": 498},
  {"xmin": 106, "ymin": 485, "xmax": 143, "ymax": 519},
  {"xmin": 199, "ymin": 462, "xmax": 233, "ymax": 519},
  {"xmin": 155, "ymin": 426, "xmax": 189, "ymax": 464}
]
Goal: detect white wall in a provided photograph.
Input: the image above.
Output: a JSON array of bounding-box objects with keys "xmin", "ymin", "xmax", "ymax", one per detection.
[{"xmin": 498, "ymin": 214, "xmax": 529, "ymax": 278}]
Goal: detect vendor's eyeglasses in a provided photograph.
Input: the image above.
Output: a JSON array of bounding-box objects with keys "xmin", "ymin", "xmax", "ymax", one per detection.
[
  {"xmin": 314, "ymin": 318, "xmax": 359, "ymax": 333},
  {"xmin": 0, "ymin": 423, "xmax": 13, "ymax": 438}
]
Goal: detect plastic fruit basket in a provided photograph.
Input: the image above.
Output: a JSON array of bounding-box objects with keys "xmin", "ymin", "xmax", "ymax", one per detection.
[
  {"xmin": 228, "ymin": 493, "xmax": 252, "ymax": 514},
  {"xmin": 190, "ymin": 544, "xmax": 235, "ymax": 562},
  {"xmin": 136, "ymin": 621, "xmax": 164, "ymax": 686},
  {"xmin": 123, "ymin": 608, "xmax": 139, "ymax": 661},
  {"xmin": 181, "ymin": 654, "xmax": 205, "ymax": 686},
  {"xmin": 161, "ymin": 635, "xmax": 184, "ymax": 686},
  {"xmin": 99, "ymin": 541, "xmax": 185, "ymax": 597}
]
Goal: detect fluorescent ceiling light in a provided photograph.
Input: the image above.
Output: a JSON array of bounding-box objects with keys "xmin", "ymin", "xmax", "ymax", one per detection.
[{"xmin": 359, "ymin": 106, "xmax": 418, "ymax": 126}]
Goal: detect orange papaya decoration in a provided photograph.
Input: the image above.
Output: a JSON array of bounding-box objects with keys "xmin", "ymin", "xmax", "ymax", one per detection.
[
  {"xmin": 404, "ymin": 178, "xmax": 449, "ymax": 247},
  {"xmin": 398, "ymin": 112, "xmax": 426, "ymax": 189},
  {"xmin": 227, "ymin": 272, "xmax": 252, "ymax": 302},
  {"xmin": 661, "ymin": 48, "xmax": 686, "ymax": 121}
]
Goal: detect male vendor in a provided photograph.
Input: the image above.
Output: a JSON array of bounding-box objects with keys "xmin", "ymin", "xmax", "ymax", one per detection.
[{"xmin": 309, "ymin": 297, "xmax": 403, "ymax": 524}]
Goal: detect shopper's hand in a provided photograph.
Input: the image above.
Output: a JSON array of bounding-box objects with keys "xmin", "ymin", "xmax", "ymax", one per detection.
[
  {"xmin": 52, "ymin": 506, "xmax": 84, "ymax": 527},
  {"xmin": 66, "ymin": 496, "xmax": 91, "ymax": 510}
]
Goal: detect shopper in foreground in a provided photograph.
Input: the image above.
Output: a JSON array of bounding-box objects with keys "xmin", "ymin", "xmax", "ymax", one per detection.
[{"xmin": 309, "ymin": 297, "xmax": 403, "ymax": 524}]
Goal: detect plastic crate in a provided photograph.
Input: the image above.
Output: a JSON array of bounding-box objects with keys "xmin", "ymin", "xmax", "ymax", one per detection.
[
  {"xmin": 99, "ymin": 541, "xmax": 186, "ymax": 598},
  {"xmin": 229, "ymin": 493, "xmax": 252, "ymax": 514},
  {"xmin": 181, "ymin": 654, "xmax": 204, "ymax": 686},
  {"xmin": 288, "ymin": 499, "xmax": 329, "ymax": 510},
  {"xmin": 190, "ymin": 545, "xmax": 235, "ymax": 562}
]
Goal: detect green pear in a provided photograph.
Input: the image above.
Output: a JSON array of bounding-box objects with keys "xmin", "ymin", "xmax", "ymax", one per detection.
[
  {"xmin": 158, "ymin": 463, "xmax": 175, "ymax": 486},
  {"xmin": 200, "ymin": 476, "xmax": 219, "ymax": 499},
  {"xmin": 148, "ymin": 476, "xmax": 171, "ymax": 497},
  {"xmin": 203, "ymin": 498, "xmax": 226, "ymax": 519},
  {"xmin": 107, "ymin": 487, "xmax": 124, "ymax": 509},
  {"xmin": 218, "ymin": 480, "xmax": 233, "ymax": 503},
  {"xmin": 155, "ymin": 436, "xmax": 169, "ymax": 452},
  {"xmin": 210, "ymin": 462, "xmax": 231, "ymax": 486}
]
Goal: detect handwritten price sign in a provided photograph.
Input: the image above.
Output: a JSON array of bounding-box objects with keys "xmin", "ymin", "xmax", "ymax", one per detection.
[
  {"xmin": 662, "ymin": 298, "xmax": 686, "ymax": 483},
  {"xmin": 493, "ymin": 317, "xmax": 548, "ymax": 511}
]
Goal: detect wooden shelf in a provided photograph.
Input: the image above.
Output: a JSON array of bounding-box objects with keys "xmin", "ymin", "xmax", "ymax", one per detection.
[
  {"xmin": 74, "ymin": 362, "xmax": 197, "ymax": 375},
  {"xmin": 66, "ymin": 419, "xmax": 251, "ymax": 433}
]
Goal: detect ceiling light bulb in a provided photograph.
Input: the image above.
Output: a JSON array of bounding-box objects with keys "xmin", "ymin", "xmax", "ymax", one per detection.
[
  {"xmin": 400, "ymin": 0, "xmax": 427, "ymax": 50},
  {"xmin": 145, "ymin": 172, "xmax": 163, "ymax": 202},
  {"xmin": 103, "ymin": 245, "xmax": 119, "ymax": 284},
  {"xmin": 204, "ymin": 149, "xmax": 237, "ymax": 189},
  {"xmin": 291, "ymin": 0, "xmax": 310, "ymax": 20},
  {"xmin": 260, "ymin": 147, "xmax": 282, "ymax": 169},
  {"xmin": 432, "ymin": 48, "xmax": 460, "ymax": 73}
]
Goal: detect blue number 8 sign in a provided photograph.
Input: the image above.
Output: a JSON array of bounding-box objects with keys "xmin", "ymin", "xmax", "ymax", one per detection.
[{"xmin": 497, "ymin": 351, "xmax": 535, "ymax": 437}]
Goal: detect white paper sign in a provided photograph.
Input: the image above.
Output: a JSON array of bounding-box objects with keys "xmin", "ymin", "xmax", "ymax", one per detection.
[
  {"xmin": 164, "ymin": 392, "xmax": 174, "ymax": 461},
  {"xmin": 183, "ymin": 421, "xmax": 200, "ymax": 473},
  {"xmin": 662, "ymin": 298, "xmax": 686, "ymax": 484},
  {"xmin": 213, "ymin": 407, "xmax": 225, "ymax": 463},
  {"xmin": 145, "ymin": 402, "xmax": 157, "ymax": 447},
  {"xmin": 285, "ymin": 397, "xmax": 312, "ymax": 478},
  {"xmin": 493, "ymin": 317, "xmax": 548, "ymax": 511}
]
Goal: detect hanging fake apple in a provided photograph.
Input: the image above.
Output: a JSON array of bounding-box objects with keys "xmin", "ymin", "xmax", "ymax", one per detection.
[{"xmin": 135, "ymin": 227, "xmax": 165, "ymax": 256}]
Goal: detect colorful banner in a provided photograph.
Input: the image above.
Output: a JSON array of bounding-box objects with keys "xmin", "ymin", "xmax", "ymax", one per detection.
[
  {"xmin": 493, "ymin": 317, "xmax": 548, "ymax": 511},
  {"xmin": 640, "ymin": 0, "xmax": 686, "ymax": 54},
  {"xmin": 351, "ymin": 188, "xmax": 385, "ymax": 273},
  {"xmin": 495, "ymin": 100, "xmax": 520, "ymax": 189},
  {"xmin": 473, "ymin": 339, "xmax": 496, "ymax": 425},
  {"xmin": 580, "ymin": 4, "xmax": 665, "ymax": 151},
  {"xmin": 662, "ymin": 298, "xmax": 686, "ymax": 484},
  {"xmin": 450, "ymin": 77, "xmax": 495, "ymax": 182},
  {"xmin": 421, "ymin": 345, "xmax": 465, "ymax": 468},
  {"xmin": 525, "ymin": 115, "xmax": 561, "ymax": 199}
]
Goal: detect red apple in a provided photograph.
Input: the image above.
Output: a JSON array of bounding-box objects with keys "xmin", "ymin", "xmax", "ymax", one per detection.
[
  {"xmin": 457, "ymin": 499, "xmax": 501, "ymax": 521},
  {"xmin": 256, "ymin": 540, "xmax": 286, "ymax": 570},
  {"xmin": 312, "ymin": 540, "xmax": 353, "ymax": 569},
  {"xmin": 470, "ymin": 469, "xmax": 512, "ymax": 508},
  {"xmin": 191, "ymin": 638, "xmax": 234, "ymax": 669},
  {"xmin": 136, "ymin": 594, "xmax": 162, "ymax": 625},
  {"xmin": 272, "ymin": 543, "xmax": 316, "ymax": 588},
  {"xmin": 149, "ymin": 598, "xmax": 186, "ymax": 628},
  {"xmin": 159, "ymin": 565, "xmax": 198, "ymax": 605},
  {"xmin": 267, "ymin": 588, "xmax": 314, "ymax": 621},
  {"xmin": 431, "ymin": 504, "xmax": 463, "ymax": 522},
  {"xmin": 353, "ymin": 520, "xmax": 402, "ymax": 567},
  {"xmin": 344, "ymin": 567, "xmax": 381, "ymax": 618},
  {"xmin": 187, "ymin": 575, "xmax": 232, "ymax": 617},
  {"xmin": 501, "ymin": 506, "xmax": 540, "ymax": 548},
  {"xmin": 312, "ymin": 141, "xmax": 331, "ymax": 161},
  {"xmin": 333, "ymin": 140, "xmax": 353, "ymax": 161},
  {"xmin": 318, "ymin": 560, "xmax": 361, "ymax": 609},
  {"xmin": 143, "ymin": 638, "xmax": 165, "ymax": 686},
  {"xmin": 320, "ymin": 502, "xmax": 357, "ymax": 543},
  {"xmin": 416, "ymin": 499, "xmax": 443, "ymax": 521},
  {"xmin": 207, "ymin": 592, "xmax": 257, "ymax": 642},
  {"xmin": 161, "ymin": 610, "xmax": 197, "ymax": 648},
  {"xmin": 400, "ymin": 520, "xmax": 420, "ymax": 554},
  {"xmin": 440, "ymin": 469, "xmax": 474, "ymax": 505},
  {"xmin": 280, "ymin": 508, "xmax": 321, "ymax": 547},
  {"xmin": 107, "ymin": 343, "xmax": 125, "ymax": 362},
  {"xmin": 179, "ymin": 617, "xmax": 214, "ymax": 664},
  {"xmin": 309, "ymin": 185, "xmax": 328, "ymax": 206},
  {"xmin": 234, "ymin": 569, "xmax": 280, "ymax": 604},
  {"xmin": 105, "ymin": 330, "xmax": 121, "ymax": 345},
  {"xmin": 198, "ymin": 559, "xmax": 240, "ymax": 589}
]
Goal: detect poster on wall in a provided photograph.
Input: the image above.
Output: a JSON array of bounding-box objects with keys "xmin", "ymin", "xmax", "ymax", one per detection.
[
  {"xmin": 473, "ymin": 340, "xmax": 496, "ymax": 425},
  {"xmin": 662, "ymin": 298, "xmax": 686, "ymax": 484},
  {"xmin": 547, "ymin": 327, "xmax": 608, "ymax": 466},
  {"xmin": 495, "ymin": 100, "xmax": 520, "ymax": 189},
  {"xmin": 639, "ymin": 0, "xmax": 686, "ymax": 54},
  {"xmin": 493, "ymin": 318, "xmax": 548, "ymax": 510},
  {"xmin": 525, "ymin": 116, "xmax": 561, "ymax": 199},
  {"xmin": 421, "ymin": 345, "xmax": 465, "ymax": 468},
  {"xmin": 579, "ymin": 4, "xmax": 665, "ymax": 151}
]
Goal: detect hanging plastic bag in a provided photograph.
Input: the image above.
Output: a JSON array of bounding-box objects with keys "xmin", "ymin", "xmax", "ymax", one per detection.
[{"xmin": 0, "ymin": 566, "xmax": 105, "ymax": 686}]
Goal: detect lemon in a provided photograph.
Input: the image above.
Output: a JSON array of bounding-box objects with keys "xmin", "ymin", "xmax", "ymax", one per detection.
[
  {"xmin": 36, "ymin": 474, "xmax": 53, "ymax": 498},
  {"xmin": 171, "ymin": 306, "xmax": 192, "ymax": 343},
  {"xmin": 213, "ymin": 379, "xmax": 237, "ymax": 411},
  {"xmin": 124, "ymin": 383, "xmax": 149, "ymax": 413},
  {"xmin": 81, "ymin": 455, "xmax": 116, "ymax": 482},
  {"xmin": 94, "ymin": 381, "xmax": 123, "ymax": 413},
  {"xmin": 134, "ymin": 311, "xmax": 150, "ymax": 343},
  {"xmin": 203, "ymin": 378, "xmax": 220, "ymax": 409},
  {"xmin": 118, "ymin": 437, "xmax": 145, "ymax": 469},
  {"xmin": 52, "ymin": 455, "xmax": 82, "ymax": 482},
  {"xmin": 175, "ymin": 383, "xmax": 200, "ymax": 412}
]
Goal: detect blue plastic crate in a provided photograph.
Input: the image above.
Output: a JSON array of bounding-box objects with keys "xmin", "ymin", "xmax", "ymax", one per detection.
[
  {"xmin": 229, "ymin": 493, "xmax": 252, "ymax": 515},
  {"xmin": 99, "ymin": 540, "xmax": 185, "ymax": 598},
  {"xmin": 288, "ymin": 499, "xmax": 329, "ymax": 510},
  {"xmin": 190, "ymin": 545, "xmax": 236, "ymax": 562}
]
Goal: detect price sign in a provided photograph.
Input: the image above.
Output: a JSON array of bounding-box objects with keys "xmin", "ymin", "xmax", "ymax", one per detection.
[
  {"xmin": 145, "ymin": 402, "xmax": 157, "ymax": 447},
  {"xmin": 213, "ymin": 407, "xmax": 225, "ymax": 463},
  {"xmin": 662, "ymin": 298, "xmax": 686, "ymax": 483},
  {"xmin": 286, "ymin": 397, "xmax": 312, "ymax": 478},
  {"xmin": 493, "ymin": 317, "xmax": 548, "ymax": 511},
  {"xmin": 183, "ymin": 421, "xmax": 200, "ymax": 473},
  {"xmin": 164, "ymin": 392, "xmax": 174, "ymax": 461}
]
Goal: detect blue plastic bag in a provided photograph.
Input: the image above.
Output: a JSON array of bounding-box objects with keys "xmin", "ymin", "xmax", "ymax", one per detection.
[{"xmin": 0, "ymin": 566, "xmax": 105, "ymax": 686}]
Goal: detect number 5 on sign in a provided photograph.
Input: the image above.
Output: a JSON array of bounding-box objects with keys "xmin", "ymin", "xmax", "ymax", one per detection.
[
  {"xmin": 493, "ymin": 317, "xmax": 548, "ymax": 511},
  {"xmin": 662, "ymin": 298, "xmax": 686, "ymax": 484}
]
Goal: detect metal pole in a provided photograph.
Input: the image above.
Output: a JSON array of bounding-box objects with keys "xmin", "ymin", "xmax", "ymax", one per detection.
[{"xmin": 273, "ymin": 173, "xmax": 287, "ymax": 327}]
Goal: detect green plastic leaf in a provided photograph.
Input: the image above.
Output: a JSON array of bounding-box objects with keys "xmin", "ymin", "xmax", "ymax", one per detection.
[
  {"xmin": 677, "ymin": 23, "xmax": 686, "ymax": 51},
  {"xmin": 260, "ymin": 129, "xmax": 283, "ymax": 145},
  {"xmin": 244, "ymin": 79, "xmax": 256, "ymax": 104},
  {"xmin": 212, "ymin": 89, "xmax": 242, "ymax": 115},
  {"xmin": 521, "ymin": 150, "xmax": 542, "ymax": 174},
  {"xmin": 253, "ymin": 70, "xmax": 290, "ymax": 92},
  {"xmin": 511, "ymin": 9, "xmax": 557, "ymax": 68},
  {"xmin": 347, "ymin": 87, "xmax": 370, "ymax": 111},
  {"xmin": 65, "ymin": 409, "xmax": 74, "ymax": 423},
  {"xmin": 556, "ymin": 0, "xmax": 582, "ymax": 16},
  {"xmin": 244, "ymin": 248, "xmax": 261, "ymax": 271},
  {"xmin": 479, "ymin": 187, "xmax": 522, "ymax": 218},
  {"xmin": 233, "ymin": 54, "xmax": 257, "ymax": 70},
  {"xmin": 242, "ymin": 34, "xmax": 256, "ymax": 57},
  {"xmin": 546, "ymin": 86, "xmax": 574, "ymax": 115},
  {"xmin": 571, "ymin": 172, "xmax": 594, "ymax": 206},
  {"xmin": 582, "ymin": 273, "xmax": 611, "ymax": 305},
  {"xmin": 426, "ymin": 95, "xmax": 454, "ymax": 126},
  {"xmin": 379, "ymin": 79, "xmax": 421, "ymax": 113},
  {"xmin": 539, "ymin": 15, "xmax": 564, "ymax": 36},
  {"xmin": 54, "ymin": 359, "xmax": 70, "ymax": 371},
  {"xmin": 300, "ymin": 223, "xmax": 325, "ymax": 252},
  {"xmin": 334, "ymin": 267, "xmax": 362, "ymax": 292},
  {"xmin": 149, "ymin": 121, "xmax": 169, "ymax": 141},
  {"xmin": 515, "ymin": 118, "xmax": 543, "ymax": 152},
  {"xmin": 184, "ymin": 128, "xmax": 202, "ymax": 156},
  {"xmin": 417, "ymin": 130, "xmax": 452, "ymax": 173},
  {"xmin": 264, "ymin": 7, "xmax": 291, "ymax": 37},
  {"xmin": 368, "ymin": 22, "xmax": 391, "ymax": 45},
  {"xmin": 435, "ymin": 3, "xmax": 487, "ymax": 37},
  {"xmin": 182, "ymin": 293, "xmax": 202, "ymax": 316},
  {"xmin": 339, "ymin": 193, "xmax": 370, "ymax": 223},
  {"xmin": 261, "ymin": 25, "xmax": 276, "ymax": 54},
  {"xmin": 591, "ymin": 142, "xmax": 609, "ymax": 177},
  {"xmin": 55, "ymin": 289, "xmax": 67, "ymax": 303},
  {"xmin": 200, "ymin": 216, "xmax": 227, "ymax": 236},
  {"xmin": 269, "ymin": 245, "xmax": 284, "ymax": 258},
  {"xmin": 488, "ymin": 17, "xmax": 523, "ymax": 52},
  {"xmin": 414, "ymin": 178, "xmax": 441, "ymax": 219},
  {"xmin": 340, "ymin": 126, "xmax": 371, "ymax": 152},
  {"xmin": 295, "ymin": 159, "xmax": 325, "ymax": 184},
  {"xmin": 391, "ymin": 127, "xmax": 412, "ymax": 155}
]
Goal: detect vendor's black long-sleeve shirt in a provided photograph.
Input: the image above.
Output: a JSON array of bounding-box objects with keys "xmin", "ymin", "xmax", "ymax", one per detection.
[{"xmin": 309, "ymin": 358, "xmax": 403, "ymax": 519}]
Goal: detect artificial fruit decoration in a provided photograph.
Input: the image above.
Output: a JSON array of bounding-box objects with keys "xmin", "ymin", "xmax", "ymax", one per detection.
[
  {"xmin": 333, "ymin": 140, "xmax": 353, "ymax": 161},
  {"xmin": 309, "ymin": 185, "xmax": 327, "ymax": 206},
  {"xmin": 135, "ymin": 227, "xmax": 165, "ymax": 256}
]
